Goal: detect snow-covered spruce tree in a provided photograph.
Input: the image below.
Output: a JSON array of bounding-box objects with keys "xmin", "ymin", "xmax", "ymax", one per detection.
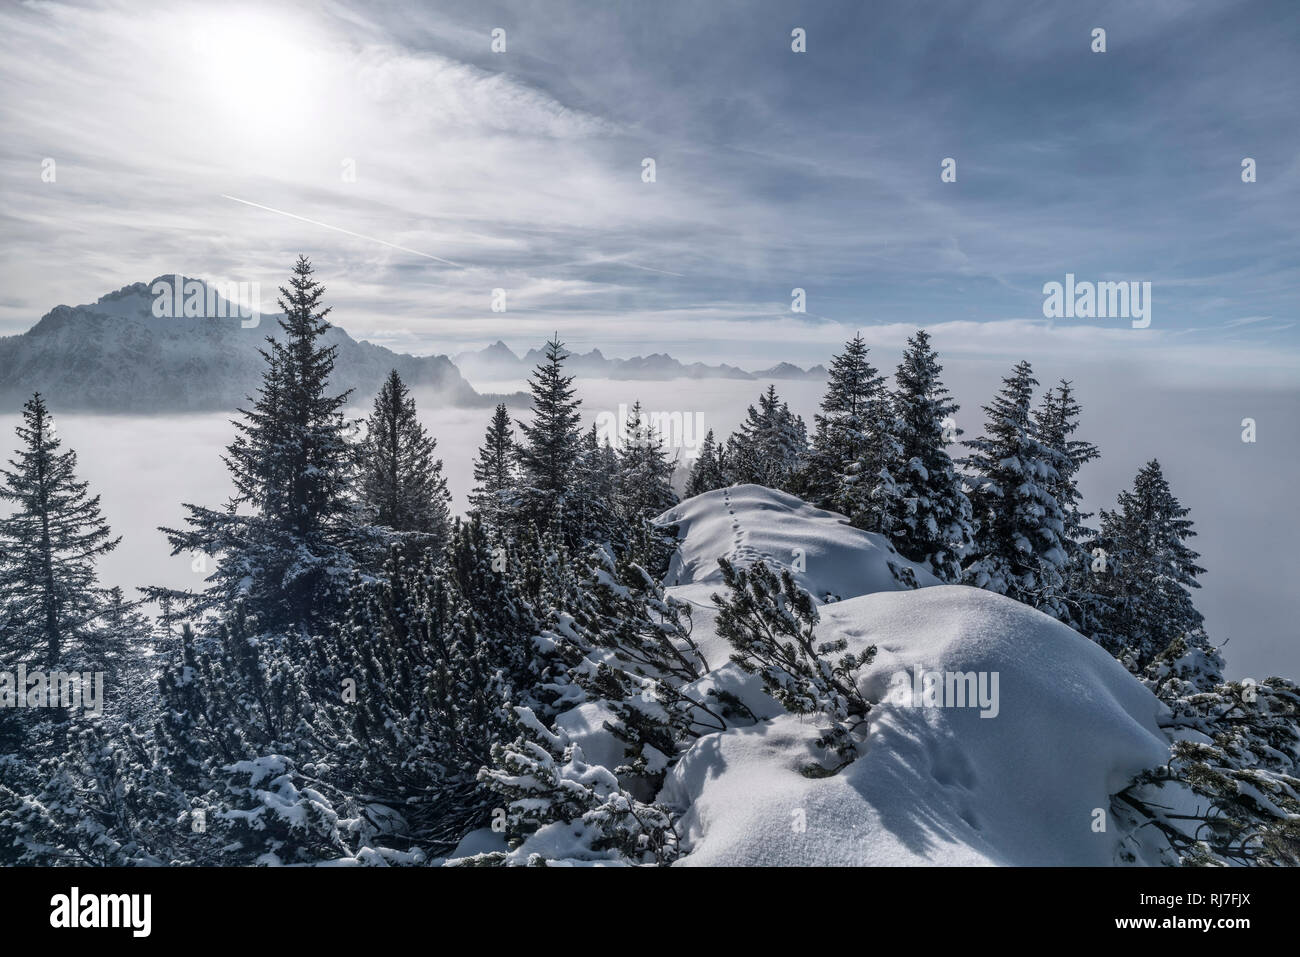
[
  {"xmin": 615, "ymin": 401, "xmax": 679, "ymax": 523},
  {"xmin": 1032, "ymin": 379, "xmax": 1100, "ymax": 626},
  {"xmin": 476, "ymin": 705, "xmax": 680, "ymax": 865},
  {"xmin": 1113, "ymin": 631, "xmax": 1300, "ymax": 865},
  {"xmin": 359, "ymin": 368, "xmax": 451, "ymax": 548},
  {"xmin": 513, "ymin": 335, "xmax": 586, "ymax": 545},
  {"xmin": 883, "ymin": 330, "xmax": 973, "ymax": 582},
  {"xmin": 961, "ymin": 361, "xmax": 1070, "ymax": 618},
  {"xmin": 684, "ymin": 429, "xmax": 727, "ymax": 497},
  {"xmin": 1087, "ymin": 460, "xmax": 1206, "ymax": 669},
  {"xmin": 712, "ymin": 558, "xmax": 874, "ymax": 775},
  {"xmin": 579, "ymin": 422, "xmax": 620, "ymax": 522},
  {"xmin": 724, "ymin": 384, "xmax": 808, "ymax": 492},
  {"xmin": 569, "ymin": 421, "xmax": 622, "ymax": 555},
  {"xmin": 468, "ymin": 402, "xmax": 518, "ymax": 528},
  {"xmin": 0, "ymin": 393, "xmax": 120, "ymax": 801},
  {"xmin": 609, "ymin": 402, "xmax": 680, "ymax": 571},
  {"xmin": 161, "ymin": 255, "xmax": 360, "ymax": 632},
  {"xmin": 0, "ymin": 392, "xmax": 120, "ymax": 671},
  {"xmin": 800, "ymin": 333, "xmax": 900, "ymax": 532}
]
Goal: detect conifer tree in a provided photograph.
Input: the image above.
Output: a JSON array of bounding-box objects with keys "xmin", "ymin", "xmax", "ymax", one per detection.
[
  {"xmin": 615, "ymin": 401, "xmax": 679, "ymax": 523},
  {"xmin": 684, "ymin": 429, "xmax": 726, "ymax": 497},
  {"xmin": 0, "ymin": 394, "xmax": 120, "ymax": 670},
  {"xmin": 315, "ymin": 535, "xmax": 522, "ymax": 852},
  {"xmin": 359, "ymin": 368, "xmax": 450, "ymax": 546},
  {"xmin": 1115, "ymin": 630, "xmax": 1300, "ymax": 865},
  {"xmin": 724, "ymin": 385, "xmax": 807, "ymax": 492},
  {"xmin": 469, "ymin": 403, "xmax": 518, "ymax": 525},
  {"xmin": 961, "ymin": 361, "xmax": 1070, "ymax": 617},
  {"xmin": 1032, "ymin": 380, "xmax": 1100, "ymax": 626},
  {"xmin": 712, "ymin": 558, "xmax": 874, "ymax": 775},
  {"xmin": 161, "ymin": 255, "xmax": 358, "ymax": 632},
  {"xmin": 478, "ymin": 705, "xmax": 680, "ymax": 864},
  {"xmin": 515, "ymin": 335, "xmax": 584, "ymax": 540},
  {"xmin": 0, "ymin": 721, "xmax": 194, "ymax": 866},
  {"xmin": 1088, "ymin": 460, "xmax": 1206, "ymax": 667},
  {"xmin": 802, "ymin": 334, "xmax": 883, "ymax": 513},
  {"xmin": 86, "ymin": 586, "xmax": 157, "ymax": 726},
  {"xmin": 884, "ymin": 330, "xmax": 973, "ymax": 581}
]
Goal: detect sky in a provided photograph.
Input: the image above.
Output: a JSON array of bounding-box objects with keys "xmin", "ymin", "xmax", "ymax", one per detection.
[{"xmin": 1, "ymin": 0, "xmax": 1298, "ymax": 374}]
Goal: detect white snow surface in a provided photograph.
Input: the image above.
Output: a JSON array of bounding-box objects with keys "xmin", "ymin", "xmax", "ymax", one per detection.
[
  {"xmin": 621, "ymin": 486, "xmax": 1170, "ymax": 865},
  {"xmin": 659, "ymin": 484, "xmax": 939, "ymax": 599}
]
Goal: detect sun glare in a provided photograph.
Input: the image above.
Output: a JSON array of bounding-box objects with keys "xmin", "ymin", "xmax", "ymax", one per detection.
[{"xmin": 188, "ymin": 12, "xmax": 321, "ymax": 129}]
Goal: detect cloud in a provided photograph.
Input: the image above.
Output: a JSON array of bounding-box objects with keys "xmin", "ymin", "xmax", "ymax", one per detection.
[{"xmin": 0, "ymin": 0, "xmax": 1296, "ymax": 371}]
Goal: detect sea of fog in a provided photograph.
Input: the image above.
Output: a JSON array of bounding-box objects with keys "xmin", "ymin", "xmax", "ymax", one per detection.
[{"xmin": 2, "ymin": 364, "xmax": 1295, "ymax": 682}]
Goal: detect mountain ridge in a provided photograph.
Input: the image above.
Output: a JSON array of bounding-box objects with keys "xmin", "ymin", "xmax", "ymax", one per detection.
[
  {"xmin": 456, "ymin": 339, "xmax": 828, "ymax": 383},
  {"xmin": 0, "ymin": 277, "xmax": 494, "ymax": 413}
]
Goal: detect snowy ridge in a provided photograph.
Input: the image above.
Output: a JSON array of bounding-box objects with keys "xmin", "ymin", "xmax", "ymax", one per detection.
[
  {"xmin": 496, "ymin": 485, "xmax": 1171, "ymax": 866},
  {"xmin": 666, "ymin": 586, "xmax": 1169, "ymax": 865},
  {"xmin": 659, "ymin": 484, "xmax": 938, "ymax": 598}
]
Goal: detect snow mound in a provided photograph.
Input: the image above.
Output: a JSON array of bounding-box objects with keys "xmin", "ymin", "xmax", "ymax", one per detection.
[
  {"xmin": 657, "ymin": 484, "xmax": 938, "ymax": 600},
  {"xmin": 661, "ymin": 585, "xmax": 1170, "ymax": 866}
]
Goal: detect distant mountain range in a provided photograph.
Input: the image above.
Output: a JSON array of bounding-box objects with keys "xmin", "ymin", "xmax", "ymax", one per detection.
[
  {"xmin": 453, "ymin": 340, "xmax": 827, "ymax": 383},
  {"xmin": 0, "ymin": 279, "xmax": 827, "ymax": 415},
  {"xmin": 0, "ymin": 278, "xmax": 488, "ymax": 413}
]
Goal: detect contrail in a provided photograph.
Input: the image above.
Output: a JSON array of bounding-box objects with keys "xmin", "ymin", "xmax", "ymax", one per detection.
[
  {"xmin": 616, "ymin": 260, "xmax": 685, "ymax": 278},
  {"xmin": 219, "ymin": 194, "xmax": 462, "ymax": 267}
]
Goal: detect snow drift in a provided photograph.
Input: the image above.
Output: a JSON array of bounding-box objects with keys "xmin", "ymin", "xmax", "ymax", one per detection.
[
  {"xmin": 654, "ymin": 486, "xmax": 1170, "ymax": 865},
  {"xmin": 659, "ymin": 484, "xmax": 939, "ymax": 598},
  {"xmin": 458, "ymin": 485, "xmax": 1172, "ymax": 866},
  {"xmin": 664, "ymin": 585, "xmax": 1169, "ymax": 865}
]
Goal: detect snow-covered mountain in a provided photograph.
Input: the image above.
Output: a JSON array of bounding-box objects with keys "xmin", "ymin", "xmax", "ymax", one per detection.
[
  {"xmin": 453, "ymin": 339, "xmax": 827, "ymax": 383},
  {"xmin": 0, "ymin": 278, "xmax": 487, "ymax": 413}
]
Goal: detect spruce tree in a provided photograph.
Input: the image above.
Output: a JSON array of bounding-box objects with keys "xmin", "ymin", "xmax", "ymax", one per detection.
[
  {"xmin": 961, "ymin": 361, "xmax": 1070, "ymax": 617},
  {"xmin": 615, "ymin": 401, "xmax": 679, "ymax": 523},
  {"xmin": 1088, "ymin": 460, "xmax": 1206, "ymax": 667},
  {"xmin": 85, "ymin": 586, "xmax": 157, "ymax": 726},
  {"xmin": 724, "ymin": 385, "xmax": 807, "ymax": 492},
  {"xmin": 161, "ymin": 255, "xmax": 358, "ymax": 631},
  {"xmin": 684, "ymin": 429, "xmax": 726, "ymax": 497},
  {"xmin": 359, "ymin": 368, "xmax": 450, "ymax": 545},
  {"xmin": 885, "ymin": 330, "xmax": 973, "ymax": 582},
  {"xmin": 802, "ymin": 334, "xmax": 883, "ymax": 513},
  {"xmin": 1115, "ymin": 630, "xmax": 1300, "ymax": 865},
  {"xmin": 514, "ymin": 335, "xmax": 583, "ymax": 540},
  {"xmin": 1033, "ymin": 380, "xmax": 1100, "ymax": 626},
  {"xmin": 469, "ymin": 403, "xmax": 518, "ymax": 525},
  {"xmin": 0, "ymin": 393, "xmax": 120, "ymax": 670}
]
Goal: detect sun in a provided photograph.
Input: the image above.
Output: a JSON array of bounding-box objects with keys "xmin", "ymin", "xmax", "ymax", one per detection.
[{"xmin": 188, "ymin": 11, "xmax": 321, "ymax": 130}]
